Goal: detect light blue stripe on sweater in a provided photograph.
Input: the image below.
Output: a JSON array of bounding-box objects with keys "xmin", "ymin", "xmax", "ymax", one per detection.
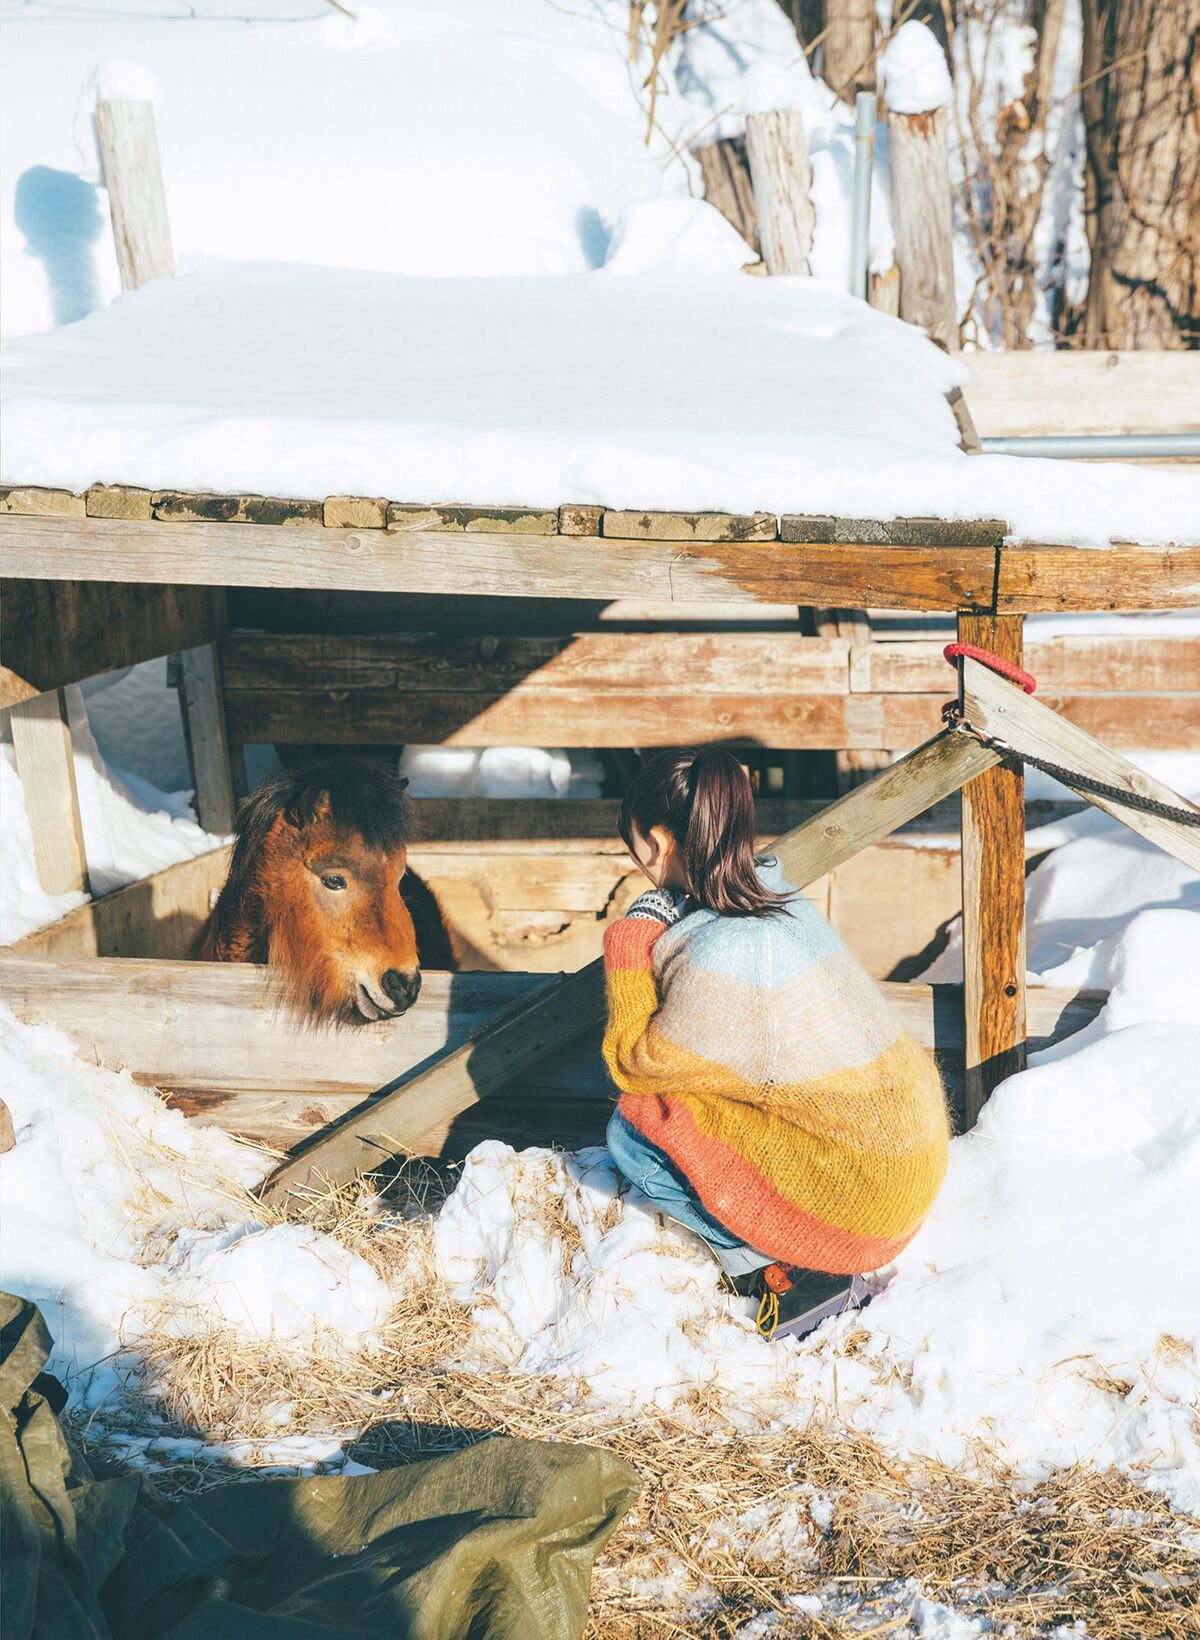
[{"xmin": 658, "ymin": 863, "xmax": 845, "ymax": 982}]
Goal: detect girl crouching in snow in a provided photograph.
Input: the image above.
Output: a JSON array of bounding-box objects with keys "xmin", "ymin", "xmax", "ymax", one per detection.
[{"xmin": 602, "ymin": 748, "xmax": 949, "ymax": 1339}]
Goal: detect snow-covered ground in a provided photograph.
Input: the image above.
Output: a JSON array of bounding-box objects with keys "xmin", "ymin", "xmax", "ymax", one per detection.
[{"xmin": 1, "ymin": 799, "xmax": 1198, "ymax": 1627}]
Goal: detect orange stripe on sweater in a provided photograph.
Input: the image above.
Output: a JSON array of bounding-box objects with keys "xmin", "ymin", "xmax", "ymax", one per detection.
[
  {"xmin": 603, "ymin": 917, "xmax": 667, "ymax": 970},
  {"xmin": 618, "ymin": 1094, "xmax": 923, "ymax": 1274}
]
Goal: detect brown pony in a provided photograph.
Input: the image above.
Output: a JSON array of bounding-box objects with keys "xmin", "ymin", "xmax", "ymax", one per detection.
[{"xmin": 196, "ymin": 757, "xmax": 456, "ymax": 1024}]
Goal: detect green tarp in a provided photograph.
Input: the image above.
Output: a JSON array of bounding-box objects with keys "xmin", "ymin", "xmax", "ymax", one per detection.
[{"xmin": 0, "ymin": 1293, "xmax": 639, "ymax": 1640}]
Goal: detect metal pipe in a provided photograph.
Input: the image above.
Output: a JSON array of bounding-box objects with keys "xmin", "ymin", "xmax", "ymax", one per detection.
[
  {"xmin": 980, "ymin": 433, "xmax": 1200, "ymax": 460},
  {"xmin": 848, "ymin": 90, "xmax": 876, "ymax": 301}
]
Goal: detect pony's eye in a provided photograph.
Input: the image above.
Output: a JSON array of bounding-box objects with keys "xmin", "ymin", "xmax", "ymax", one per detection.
[{"xmin": 320, "ymin": 873, "xmax": 347, "ymax": 892}]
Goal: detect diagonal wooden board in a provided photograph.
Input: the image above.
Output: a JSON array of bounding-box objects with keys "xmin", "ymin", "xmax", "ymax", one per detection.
[
  {"xmin": 959, "ymin": 656, "xmax": 1200, "ymax": 874},
  {"xmin": 258, "ymin": 729, "xmax": 1001, "ymax": 1205}
]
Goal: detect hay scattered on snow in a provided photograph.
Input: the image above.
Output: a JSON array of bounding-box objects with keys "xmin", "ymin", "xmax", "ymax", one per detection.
[{"xmin": 71, "ymin": 1164, "xmax": 1199, "ymax": 1640}]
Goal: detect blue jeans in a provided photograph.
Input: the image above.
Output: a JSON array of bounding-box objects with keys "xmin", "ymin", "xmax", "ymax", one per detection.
[{"xmin": 606, "ymin": 1109, "xmax": 770, "ymax": 1277}]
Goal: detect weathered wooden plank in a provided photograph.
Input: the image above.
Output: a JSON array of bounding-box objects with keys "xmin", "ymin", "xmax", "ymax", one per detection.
[
  {"xmin": 323, "ymin": 496, "xmax": 387, "ymax": 529},
  {"xmin": 960, "ymin": 654, "xmax": 1200, "ymax": 873},
  {"xmin": 957, "ymin": 616, "xmax": 1028, "ymax": 1126},
  {"xmin": 86, "ymin": 485, "xmax": 153, "ymax": 521},
  {"xmin": 996, "ymin": 547, "xmax": 1200, "ymax": 611},
  {"xmin": 782, "ymin": 516, "xmax": 1006, "ymax": 547},
  {"xmin": 176, "ymin": 644, "xmax": 236, "ymax": 835},
  {"xmin": 601, "ymin": 511, "xmax": 777, "ymax": 542},
  {"xmin": 767, "ymin": 729, "xmax": 999, "ymax": 885},
  {"xmin": 850, "ymin": 634, "xmax": 1200, "ymax": 694},
  {"xmin": 95, "ymin": 98, "xmax": 174, "ymax": 288},
  {"xmin": 964, "ymin": 351, "xmax": 1200, "ymax": 439},
  {"xmin": 0, "ymin": 514, "xmax": 675, "ymax": 601},
  {"xmin": 9, "ymin": 690, "xmax": 89, "ymax": 897},
  {"xmin": 0, "ymin": 954, "xmax": 1103, "ymax": 1159},
  {"xmin": 8, "ymin": 847, "xmax": 228, "ymax": 960},
  {"xmin": 0, "ymin": 486, "xmax": 85, "ymax": 518},
  {"xmin": 0, "ymin": 958, "xmax": 549, "ymax": 1100},
  {"xmin": 386, "ymin": 503, "xmax": 558, "ymax": 534},
  {"xmin": 153, "ymin": 492, "xmax": 324, "ymax": 527},
  {"xmin": 225, "ymin": 687, "xmax": 944, "ymax": 750},
  {"xmin": 557, "ymin": 504, "xmax": 605, "ymax": 537},
  {"xmin": 6, "ymin": 512, "xmax": 1198, "ymax": 611},
  {"xmin": 403, "ymin": 794, "xmax": 1079, "ymax": 846},
  {"xmin": 221, "ymin": 631, "xmax": 852, "ymax": 692},
  {"xmin": 0, "ymin": 579, "xmax": 228, "ymax": 708}
]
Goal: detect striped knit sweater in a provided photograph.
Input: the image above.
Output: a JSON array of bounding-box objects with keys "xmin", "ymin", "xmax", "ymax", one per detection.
[{"xmin": 602, "ymin": 867, "xmax": 949, "ymax": 1274}]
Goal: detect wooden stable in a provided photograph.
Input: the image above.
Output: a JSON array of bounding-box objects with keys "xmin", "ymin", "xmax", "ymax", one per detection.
[
  {"xmin": 3, "ymin": 481, "xmax": 1200, "ymax": 1182},
  {"xmin": 3, "ymin": 95, "xmax": 1199, "ymax": 1189}
]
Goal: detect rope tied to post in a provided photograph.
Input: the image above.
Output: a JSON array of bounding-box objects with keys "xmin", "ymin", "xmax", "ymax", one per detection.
[{"xmin": 942, "ymin": 642, "xmax": 1200, "ymax": 828}]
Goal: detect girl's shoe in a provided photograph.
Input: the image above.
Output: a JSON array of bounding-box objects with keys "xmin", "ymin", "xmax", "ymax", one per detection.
[{"xmin": 725, "ymin": 1263, "xmax": 871, "ymax": 1341}]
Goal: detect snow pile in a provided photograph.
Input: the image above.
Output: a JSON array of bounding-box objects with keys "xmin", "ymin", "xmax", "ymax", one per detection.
[
  {"xmin": 430, "ymin": 869, "xmax": 1200, "ymax": 1515},
  {"xmin": 6, "ymin": 260, "xmax": 1199, "ymax": 544},
  {"xmin": 400, "ymin": 745, "xmax": 604, "ymax": 801},
  {"xmin": 2, "ymin": 0, "xmax": 803, "ymax": 340},
  {"xmin": 1, "ymin": 678, "xmax": 221, "ymax": 945},
  {"xmin": 923, "ymin": 799, "xmax": 1200, "ymax": 985},
  {"xmin": 881, "ymin": 21, "xmax": 953, "ymax": 114},
  {"xmin": 0, "ymin": 1006, "xmax": 394, "ymax": 1405}
]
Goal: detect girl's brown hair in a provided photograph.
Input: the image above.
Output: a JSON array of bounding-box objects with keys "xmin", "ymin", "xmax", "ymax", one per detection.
[{"xmin": 617, "ymin": 748, "xmax": 792, "ymax": 918}]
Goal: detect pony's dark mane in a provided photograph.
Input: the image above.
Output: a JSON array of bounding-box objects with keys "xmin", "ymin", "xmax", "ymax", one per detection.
[{"xmin": 204, "ymin": 757, "xmax": 414, "ymax": 956}]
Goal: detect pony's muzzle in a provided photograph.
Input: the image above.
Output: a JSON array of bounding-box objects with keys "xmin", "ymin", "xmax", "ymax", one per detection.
[{"xmin": 381, "ymin": 967, "xmax": 422, "ymax": 1012}]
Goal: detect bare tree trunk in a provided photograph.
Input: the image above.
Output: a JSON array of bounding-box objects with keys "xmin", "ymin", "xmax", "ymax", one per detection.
[
  {"xmin": 943, "ymin": 0, "xmax": 1068, "ymax": 349},
  {"xmin": 1082, "ymin": 0, "xmax": 1200, "ymax": 349},
  {"xmin": 824, "ymin": 0, "xmax": 877, "ymax": 102}
]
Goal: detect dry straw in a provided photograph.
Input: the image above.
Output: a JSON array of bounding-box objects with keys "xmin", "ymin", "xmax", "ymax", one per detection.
[{"xmin": 77, "ymin": 1162, "xmax": 1198, "ymax": 1639}]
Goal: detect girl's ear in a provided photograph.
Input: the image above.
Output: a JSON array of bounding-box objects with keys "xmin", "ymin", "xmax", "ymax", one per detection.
[{"xmin": 647, "ymin": 825, "xmax": 673, "ymax": 865}]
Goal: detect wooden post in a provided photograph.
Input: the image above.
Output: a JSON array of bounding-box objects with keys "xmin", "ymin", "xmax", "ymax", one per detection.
[
  {"xmin": 887, "ymin": 98, "xmax": 958, "ymax": 351},
  {"xmin": 958, "ymin": 614, "xmax": 1027, "ymax": 1125},
  {"xmin": 95, "ymin": 100, "xmax": 175, "ymax": 287},
  {"xmin": 744, "ymin": 109, "xmax": 815, "ymax": 275},
  {"xmin": 823, "ymin": 0, "xmax": 877, "ymax": 103},
  {"xmin": 9, "ymin": 690, "xmax": 90, "ymax": 897},
  {"xmin": 177, "ymin": 645, "xmax": 237, "ymax": 835},
  {"xmin": 95, "ymin": 102, "xmax": 235, "ymax": 831}
]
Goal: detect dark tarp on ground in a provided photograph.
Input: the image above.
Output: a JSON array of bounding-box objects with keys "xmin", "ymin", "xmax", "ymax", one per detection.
[{"xmin": 0, "ymin": 1292, "xmax": 640, "ymax": 1640}]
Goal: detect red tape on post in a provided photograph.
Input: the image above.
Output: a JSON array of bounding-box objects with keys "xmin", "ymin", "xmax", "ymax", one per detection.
[{"xmin": 943, "ymin": 642, "xmax": 1037, "ymax": 693}]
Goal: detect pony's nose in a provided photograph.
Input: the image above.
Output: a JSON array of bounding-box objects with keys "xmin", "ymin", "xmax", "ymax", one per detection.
[{"xmin": 381, "ymin": 968, "xmax": 421, "ymax": 1011}]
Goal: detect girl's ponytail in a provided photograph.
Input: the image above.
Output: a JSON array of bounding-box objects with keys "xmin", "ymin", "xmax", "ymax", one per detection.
[{"xmin": 618, "ymin": 747, "xmax": 791, "ymax": 917}]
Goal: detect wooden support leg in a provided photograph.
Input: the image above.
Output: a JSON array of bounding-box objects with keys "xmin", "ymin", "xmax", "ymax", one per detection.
[
  {"xmin": 10, "ymin": 688, "xmax": 90, "ymax": 896},
  {"xmin": 959, "ymin": 612, "xmax": 1027, "ymax": 1125},
  {"xmin": 177, "ymin": 644, "xmax": 237, "ymax": 835}
]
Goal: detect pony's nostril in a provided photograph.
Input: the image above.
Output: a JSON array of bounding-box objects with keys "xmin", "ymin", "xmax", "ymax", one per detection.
[{"xmin": 381, "ymin": 968, "xmax": 421, "ymax": 1009}]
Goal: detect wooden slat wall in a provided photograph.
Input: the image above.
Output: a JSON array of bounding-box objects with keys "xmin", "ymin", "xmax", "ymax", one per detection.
[
  {"xmin": 0, "ymin": 953, "xmax": 1106, "ymax": 1154},
  {"xmin": 964, "ymin": 351, "xmax": 1200, "ymax": 439},
  {"xmin": 219, "ymin": 630, "xmax": 1200, "ymax": 752}
]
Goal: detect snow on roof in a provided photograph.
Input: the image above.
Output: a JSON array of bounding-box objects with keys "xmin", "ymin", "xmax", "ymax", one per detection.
[{"xmin": 4, "ymin": 258, "xmax": 1199, "ymax": 548}]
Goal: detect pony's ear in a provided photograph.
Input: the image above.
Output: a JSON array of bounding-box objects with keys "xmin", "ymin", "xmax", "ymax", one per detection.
[{"xmin": 397, "ymin": 776, "xmax": 410, "ymax": 794}]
